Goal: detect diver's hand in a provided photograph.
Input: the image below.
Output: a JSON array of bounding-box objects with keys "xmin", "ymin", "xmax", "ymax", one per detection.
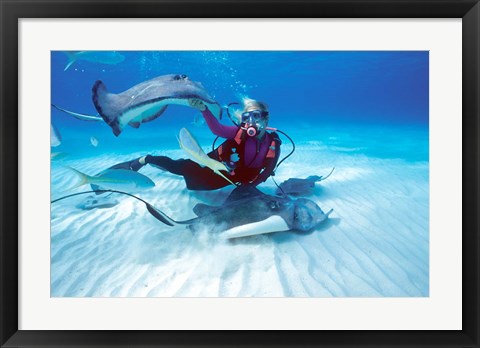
[{"xmin": 189, "ymin": 99, "xmax": 206, "ymax": 111}]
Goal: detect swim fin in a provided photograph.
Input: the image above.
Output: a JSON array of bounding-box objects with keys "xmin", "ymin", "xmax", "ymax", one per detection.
[{"xmin": 108, "ymin": 156, "xmax": 146, "ymax": 171}]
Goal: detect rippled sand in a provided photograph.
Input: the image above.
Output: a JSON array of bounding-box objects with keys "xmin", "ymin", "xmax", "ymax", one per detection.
[{"xmin": 50, "ymin": 144, "xmax": 429, "ymax": 297}]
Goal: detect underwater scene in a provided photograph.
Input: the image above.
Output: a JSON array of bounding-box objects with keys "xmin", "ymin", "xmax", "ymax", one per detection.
[{"xmin": 51, "ymin": 51, "xmax": 429, "ymax": 297}]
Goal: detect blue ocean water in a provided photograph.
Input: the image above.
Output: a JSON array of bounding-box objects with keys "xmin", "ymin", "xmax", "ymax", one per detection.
[
  {"xmin": 51, "ymin": 51, "xmax": 428, "ymax": 162},
  {"xmin": 50, "ymin": 51, "xmax": 429, "ymax": 297}
]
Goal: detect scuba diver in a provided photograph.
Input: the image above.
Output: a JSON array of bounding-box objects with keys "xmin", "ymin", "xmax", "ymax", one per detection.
[{"xmin": 110, "ymin": 98, "xmax": 282, "ymax": 190}]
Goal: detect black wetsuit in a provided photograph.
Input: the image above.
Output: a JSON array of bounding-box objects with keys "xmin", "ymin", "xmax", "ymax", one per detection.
[{"xmin": 142, "ymin": 130, "xmax": 281, "ymax": 190}]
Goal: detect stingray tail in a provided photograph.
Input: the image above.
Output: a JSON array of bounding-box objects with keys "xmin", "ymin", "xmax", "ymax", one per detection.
[
  {"xmin": 51, "ymin": 189, "xmax": 181, "ymax": 227},
  {"xmin": 51, "ymin": 103, "xmax": 103, "ymax": 122},
  {"xmin": 145, "ymin": 204, "xmax": 177, "ymax": 226},
  {"xmin": 320, "ymin": 167, "xmax": 335, "ymax": 181},
  {"xmin": 64, "ymin": 52, "xmax": 77, "ymax": 71},
  {"xmin": 92, "ymin": 80, "xmax": 122, "ymax": 136}
]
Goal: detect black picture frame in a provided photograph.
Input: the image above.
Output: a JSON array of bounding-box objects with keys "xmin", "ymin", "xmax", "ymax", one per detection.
[{"xmin": 1, "ymin": 1, "xmax": 479, "ymax": 347}]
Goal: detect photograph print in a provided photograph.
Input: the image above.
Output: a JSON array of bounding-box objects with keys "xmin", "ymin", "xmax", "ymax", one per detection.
[{"xmin": 50, "ymin": 51, "xmax": 429, "ymax": 297}]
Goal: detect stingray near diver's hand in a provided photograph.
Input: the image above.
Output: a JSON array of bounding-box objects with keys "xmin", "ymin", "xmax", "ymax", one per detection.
[
  {"xmin": 150, "ymin": 185, "xmax": 333, "ymax": 239},
  {"xmin": 92, "ymin": 74, "xmax": 222, "ymax": 136}
]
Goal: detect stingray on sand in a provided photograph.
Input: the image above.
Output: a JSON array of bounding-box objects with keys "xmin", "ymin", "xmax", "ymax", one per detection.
[
  {"xmin": 53, "ymin": 186, "xmax": 332, "ymax": 239},
  {"xmin": 180, "ymin": 185, "xmax": 333, "ymax": 239},
  {"xmin": 92, "ymin": 74, "xmax": 222, "ymax": 136},
  {"xmin": 275, "ymin": 168, "xmax": 335, "ymax": 196}
]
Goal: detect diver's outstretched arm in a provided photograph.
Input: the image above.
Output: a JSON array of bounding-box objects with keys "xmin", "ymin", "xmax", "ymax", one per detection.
[
  {"xmin": 201, "ymin": 107, "xmax": 238, "ymax": 138},
  {"xmin": 189, "ymin": 98, "xmax": 237, "ymax": 139}
]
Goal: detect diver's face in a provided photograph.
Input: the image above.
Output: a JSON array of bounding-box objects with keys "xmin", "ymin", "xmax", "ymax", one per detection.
[{"xmin": 241, "ymin": 110, "xmax": 269, "ymax": 136}]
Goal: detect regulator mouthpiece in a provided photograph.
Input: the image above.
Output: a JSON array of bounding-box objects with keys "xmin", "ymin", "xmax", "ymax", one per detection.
[{"xmin": 246, "ymin": 127, "xmax": 257, "ymax": 137}]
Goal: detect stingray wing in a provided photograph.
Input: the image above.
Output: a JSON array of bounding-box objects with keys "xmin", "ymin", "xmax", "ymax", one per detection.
[
  {"xmin": 193, "ymin": 203, "xmax": 219, "ymax": 216},
  {"xmin": 92, "ymin": 80, "xmax": 132, "ymax": 135},
  {"xmin": 225, "ymin": 185, "xmax": 265, "ymax": 204},
  {"xmin": 221, "ymin": 216, "xmax": 291, "ymax": 239}
]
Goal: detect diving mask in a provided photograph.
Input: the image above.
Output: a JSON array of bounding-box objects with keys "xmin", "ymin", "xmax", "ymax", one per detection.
[
  {"xmin": 241, "ymin": 110, "xmax": 269, "ymax": 122},
  {"xmin": 241, "ymin": 110, "xmax": 269, "ymax": 137}
]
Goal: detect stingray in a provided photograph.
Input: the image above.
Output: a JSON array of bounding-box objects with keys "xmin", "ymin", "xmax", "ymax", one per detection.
[
  {"xmin": 92, "ymin": 74, "xmax": 222, "ymax": 136},
  {"xmin": 52, "ymin": 186, "xmax": 332, "ymax": 239},
  {"xmin": 154, "ymin": 185, "xmax": 332, "ymax": 238},
  {"xmin": 76, "ymin": 195, "xmax": 119, "ymax": 210},
  {"xmin": 276, "ymin": 168, "xmax": 335, "ymax": 196}
]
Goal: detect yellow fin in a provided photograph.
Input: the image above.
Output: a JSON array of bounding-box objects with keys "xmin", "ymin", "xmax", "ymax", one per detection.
[
  {"xmin": 178, "ymin": 128, "xmax": 235, "ymax": 185},
  {"xmin": 214, "ymin": 170, "xmax": 236, "ymax": 186},
  {"xmin": 65, "ymin": 167, "xmax": 91, "ymax": 191}
]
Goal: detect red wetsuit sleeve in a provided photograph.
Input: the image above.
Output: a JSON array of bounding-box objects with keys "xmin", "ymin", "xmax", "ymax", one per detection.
[{"xmin": 201, "ymin": 107, "xmax": 238, "ymax": 139}]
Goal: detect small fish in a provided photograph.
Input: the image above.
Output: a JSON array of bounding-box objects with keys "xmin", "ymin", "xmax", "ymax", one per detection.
[
  {"xmin": 63, "ymin": 51, "xmax": 125, "ymax": 71},
  {"xmin": 178, "ymin": 128, "xmax": 235, "ymax": 186},
  {"xmin": 90, "ymin": 136, "xmax": 99, "ymax": 147},
  {"xmin": 51, "ymin": 122, "xmax": 62, "ymax": 147},
  {"xmin": 68, "ymin": 167, "xmax": 155, "ymax": 192}
]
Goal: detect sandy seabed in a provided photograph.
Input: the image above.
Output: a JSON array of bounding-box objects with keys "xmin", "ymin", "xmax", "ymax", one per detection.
[{"xmin": 50, "ymin": 141, "xmax": 429, "ymax": 298}]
